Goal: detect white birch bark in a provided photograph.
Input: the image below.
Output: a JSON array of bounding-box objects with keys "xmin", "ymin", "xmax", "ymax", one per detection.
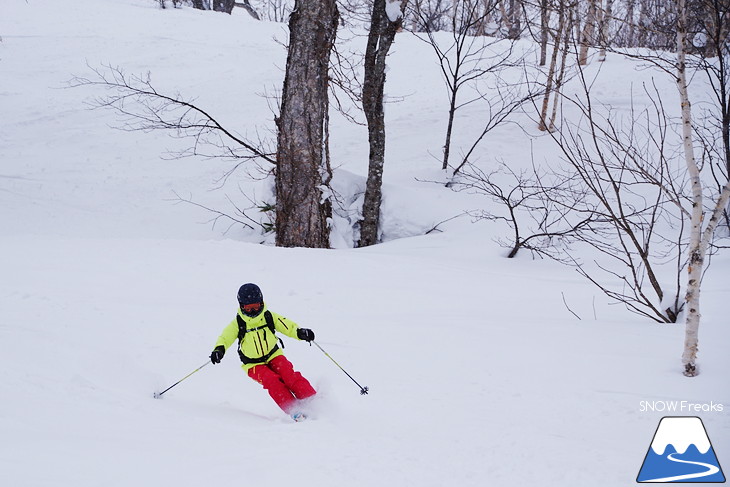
[
  {"xmin": 598, "ymin": 0, "xmax": 613, "ymax": 62},
  {"xmin": 539, "ymin": 3, "xmax": 565, "ymax": 131},
  {"xmin": 499, "ymin": 0, "xmax": 513, "ymax": 36},
  {"xmin": 626, "ymin": 0, "xmax": 635, "ymax": 47},
  {"xmin": 578, "ymin": 0, "xmax": 597, "ymax": 65},
  {"xmin": 676, "ymin": 0, "xmax": 730, "ymax": 376},
  {"xmin": 549, "ymin": 9, "xmax": 572, "ymax": 129},
  {"xmin": 676, "ymin": 0, "xmax": 702, "ymax": 376}
]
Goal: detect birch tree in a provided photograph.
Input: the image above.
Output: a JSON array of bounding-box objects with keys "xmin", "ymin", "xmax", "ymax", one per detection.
[
  {"xmin": 578, "ymin": 0, "xmax": 597, "ymax": 65},
  {"xmin": 539, "ymin": 0, "xmax": 551, "ymax": 66},
  {"xmin": 499, "ymin": 0, "xmax": 523, "ymax": 39},
  {"xmin": 626, "ymin": 0, "xmax": 636, "ymax": 47},
  {"xmin": 538, "ymin": 0, "xmax": 574, "ymax": 132},
  {"xmin": 675, "ymin": 0, "xmax": 730, "ymax": 376},
  {"xmin": 597, "ymin": 0, "xmax": 613, "ymax": 62}
]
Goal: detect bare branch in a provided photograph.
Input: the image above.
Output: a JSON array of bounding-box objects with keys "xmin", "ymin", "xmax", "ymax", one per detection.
[{"xmin": 68, "ymin": 63, "xmax": 277, "ymax": 165}]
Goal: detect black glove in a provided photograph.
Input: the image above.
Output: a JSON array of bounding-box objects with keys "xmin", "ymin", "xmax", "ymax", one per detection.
[
  {"xmin": 210, "ymin": 345, "xmax": 225, "ymax": 364},
  {"xmin": 297, "ymin": 328, "xmax": 315, "ymax": 342}
]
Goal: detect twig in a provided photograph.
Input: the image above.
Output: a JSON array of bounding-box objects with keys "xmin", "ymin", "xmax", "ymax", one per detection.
[
  {"xmin": 425, "ymin": 212, "xmax": 468, "ymax": 234},
  {"xmin": 561, "ymin": 292, "xmax": 582, "ymax": 320}
]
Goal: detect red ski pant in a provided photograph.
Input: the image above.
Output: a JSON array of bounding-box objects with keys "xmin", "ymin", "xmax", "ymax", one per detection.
[{"xmin": 247, "ymin": 355, "xmax": 316, "ymax": 413}]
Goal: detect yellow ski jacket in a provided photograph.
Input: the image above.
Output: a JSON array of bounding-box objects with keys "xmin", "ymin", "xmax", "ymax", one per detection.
[{"xmin": 214, "ymin": 306, "xmax": 301, "ymax": 370}]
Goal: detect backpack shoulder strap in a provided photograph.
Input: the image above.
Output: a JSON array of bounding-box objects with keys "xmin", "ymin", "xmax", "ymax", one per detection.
[
  {"xmin": 236, "ymin": 314, "xmax": 246, "ymax": 340},
  {"xmin": 264, "ymin": 310, "xmax": 275, "ymax": 334},
  {"xmin": 237, "ymin": 311, "xmax": 274, "ymax": 337},
  {"xmin": 263, "ymin": 310, "xmax": 284, "ymax": 349}
]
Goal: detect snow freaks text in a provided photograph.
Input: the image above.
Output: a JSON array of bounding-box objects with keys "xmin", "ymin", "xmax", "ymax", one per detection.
[{"xmin": 639, "ymin": 401, "xmax": 724, "ymax": 413}]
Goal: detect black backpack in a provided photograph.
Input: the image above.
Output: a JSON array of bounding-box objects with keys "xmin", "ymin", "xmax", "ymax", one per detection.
[{"xmin": 235, "ymin": 310, "xmax": 283, "ymax": 365}]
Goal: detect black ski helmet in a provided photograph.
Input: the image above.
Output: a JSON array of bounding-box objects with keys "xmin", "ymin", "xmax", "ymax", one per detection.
[{"xmin": 237, "ymin": 283, "xmax": 264, "ymax": 317}]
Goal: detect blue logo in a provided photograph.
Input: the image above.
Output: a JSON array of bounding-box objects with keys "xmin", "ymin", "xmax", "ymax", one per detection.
[{"xmin": 637, "ymin": 416, "xmax": 725, "ymax": 483}]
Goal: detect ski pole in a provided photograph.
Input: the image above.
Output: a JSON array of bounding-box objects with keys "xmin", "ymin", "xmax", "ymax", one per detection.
[
  {"xmin": 312, "ymin": 341, "xmax": 369, "ymax": 395},
  {"xmin": 153, "ymin": 360, "xmax": 211, "ymax": 399}
]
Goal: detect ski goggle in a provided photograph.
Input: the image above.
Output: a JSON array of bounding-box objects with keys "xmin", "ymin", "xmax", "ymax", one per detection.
[{"xmin": 242, "ymin": 302, "xmax": 262, "ymax": 314}]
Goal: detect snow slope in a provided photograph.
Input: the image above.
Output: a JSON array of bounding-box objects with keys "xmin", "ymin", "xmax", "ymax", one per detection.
[{"xmin": 1, "ymin": 1, "xmax": 728, "ymax": 486}]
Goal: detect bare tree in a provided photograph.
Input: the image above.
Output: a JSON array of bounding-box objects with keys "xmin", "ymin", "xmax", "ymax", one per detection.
[
  {"xmin": 547, "ymin": 8, "xmax": 572, "ymax": 129},
  {"xmin": 409, "ymin": 0, "xmax": 452, "ymax": 31},
  {"xmin": 250, "ymin": 0, "xmax": 293, "ymax": 22},
  {"xmin": 68, "ymin": 64, "xmax": 280, "ymax": 234},
  {"xmin": 71, "ymin": 2, "xmax": 343, "ymax": 249},
  {"xmin": 541, "ymin": 68, "xmax": 690, "ymax": 323},
  {"xmin": 539, "ymin": 0, "xmax": 552, "ymax": 65},
  {"xmin": 274, "ymin": 0, "xmax": 339, "ymax": 248},
  {"xmin": 235, "ymin": 1, "xmax": 261, "ymax": 19},
  {"xmin": 358, "ymin": 0, "xmax": 408, "ymax": 247},
  {"xmin": 626, "ymin": 0, "xmax": 677, "ymax": 50},
  {"xmin": 675, "ymin": 0, "xmax": 730, "ymax": 376},
  {"xmin": 212, "ymin": 0, "xmax": 236, "ymax": 13},
  {"xmin": 159, "ymin": 0, "xmax": 182, "ymax": 8},
  {"xmin": 572, "ymin": 0, "xmax": 730, "ymax": 371},
  {"xmin": 450, "ymin": 71, "xmax": 539, "ymax": 178},
  {"xmin": 698, "ymin": 0, "xmax": 730, "ymax": 229},
  {"xmin": 416, "ymin": 0, "xmax": 525, "ymax": 171},
  {"xmin": 453, "ymin": 160, "xmax": 597, "ymax": 258},
  {"xmin": 459, "ymin": 65, "xmax": 693, "ymax": 324},
  {"xmin": 578, "ymin": 0, "xmax": 598, "ymax": 65},
  {"xmin": 626, "ymin": 0, "xmax": 637, "ymax": 47},
  {"xmin": 597, "ymin": 0, "xmax": 614, "ymax": 62},
  {"xmin": 509, "ymin": 0, "xmax": 524, "ymax": 38},
  {"xmin": 173, "ymin": 0, "xmax": 257, "ymax": 15},
  {"xmin": 538, "ymin": 0, "xmax": 571, "ymax": 131},
  {"xmin": 69, "ymin": 65, "xmax": 275, "ymax": 164},
  {"xmin": 500, "ymin": 0, "xmax": 524, "ymax": 39}
]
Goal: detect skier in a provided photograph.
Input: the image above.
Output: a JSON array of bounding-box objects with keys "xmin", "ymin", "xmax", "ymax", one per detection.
[{"xmin": 209, "ymin": 283, "xmax": 317, "ymax": 421}]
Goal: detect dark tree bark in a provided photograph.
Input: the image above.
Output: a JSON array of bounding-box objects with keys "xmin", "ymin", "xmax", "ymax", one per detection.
[
  {"xmin": 234, "ymin": 1, "xmax": 261, "ymax": 19},
  {"xmin": 358, "ymin": 0, "xmax": 405, "ymax": 247},
  {"xmin": 275, "ymin": 0, "xmax": 339, "ymax": 248},
  {"xmin": 213, "ymin": 0, "xmax": 235, "ymax": 13},
  {"xmin": 507, "ymin": 0, "xmax": 522, "ymax": 39}
]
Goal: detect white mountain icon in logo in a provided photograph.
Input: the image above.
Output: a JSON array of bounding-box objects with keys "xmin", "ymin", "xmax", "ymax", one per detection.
[{"xmin": 637, "ymin": 416, "xmax": 725, "ymax": 483}]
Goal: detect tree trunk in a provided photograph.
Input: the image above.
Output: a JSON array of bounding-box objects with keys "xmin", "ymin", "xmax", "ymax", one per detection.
[
  {"xmin": 212, "ymin": 0, "xmax": 235, "ymax": 13},
  {"xmin": 499, "ymin": 0, "xmax": 513, "ymax": 36},
  {"xmin": 626, "ymin": 0, "xmax": 635, "ymax": 47},
  {"xmin": 598, "ymin": 0, "xmax": 613, "ymax": 61},
  {"xmin": 234, "ymin": 1, "xmax": 261, "ymax": 19},
  {"xmin": 508, "ymin": 0, "xmax": 522, "ymax": 39},
  {"xmin": 275, "ymin": 0, "xmax": 339, "ymax": 248},
  {"xmin": 707, "ymin": 0, "xmax": 730, "ymax": 227},
  {"xmin": 549, "ymin": 8, "xmax": 572, "ymax": 129},
  {"xmin": 358, "ymin": 0, "xmax": 405, "ymax": 247},
  {"xmin": 676, "ymin": 0, "xmax": 702, "ymax": 376},
  {"xmin": 539, "ymin": 0, "xmax": 551, "ymax": 66},
  {"xmin": 578, "ymin": 0, "xmax": 597, "ymax": 65},
  {"xmin": 677, "ymin": 0, "xmax": 730, "ymax": 375},
  {"xmin": 638, "ymin": 0, "xmax": 649, "ymax": 47},
  {"xmin": 442, "ymin": 86, "xmax": 459, "ymax": 170},
  {"xmin": 539, "ymin": 2, "xmax": 565, "ymax": 131}
]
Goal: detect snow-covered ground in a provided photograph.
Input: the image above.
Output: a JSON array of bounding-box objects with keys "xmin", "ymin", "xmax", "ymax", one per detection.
[{"xmin": 1, "ymin": 1, "xmax": 727, "ymax": 486}]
